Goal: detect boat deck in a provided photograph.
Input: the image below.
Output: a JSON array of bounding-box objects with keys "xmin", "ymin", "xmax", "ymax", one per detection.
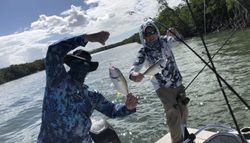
[{"xmin": 156, "ymin": 128, "xmax": 250, "ymax": 143}]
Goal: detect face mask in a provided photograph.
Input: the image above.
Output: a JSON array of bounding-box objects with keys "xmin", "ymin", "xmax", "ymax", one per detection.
[
  {"xmin": 146, "ymin": 38, "xmax": 161, "ymax": 49},
  {"xmin": 69, "ymin": 59, "xmax": 90, "ymax": 83}
]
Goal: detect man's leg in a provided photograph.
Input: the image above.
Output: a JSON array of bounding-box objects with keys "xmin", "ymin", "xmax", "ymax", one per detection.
[
  {"xmin": 177, "ymin": 85, "xmax": 194, "ymax": 142},
  {"xmin": 156, "ymin": 87, "xmax": 183, "ymax": 143},
  {"xmin": 177, "ymin": 85, "xmax": 188, "ymax": 128}
]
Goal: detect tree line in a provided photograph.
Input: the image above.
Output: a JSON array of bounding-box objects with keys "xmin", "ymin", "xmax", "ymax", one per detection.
[
  {"xmin": 156, "ymin": 0, "xmax": 250, "ymax": 37},
  {"xmin": 0, "ymin": 0, "xmax": 249, "ymax": 85}
]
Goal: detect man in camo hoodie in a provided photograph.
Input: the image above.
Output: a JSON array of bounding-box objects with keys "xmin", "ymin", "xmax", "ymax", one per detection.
[{"xmin": 129, "ymin": 20, "xmax": 189, "ymax": 143}]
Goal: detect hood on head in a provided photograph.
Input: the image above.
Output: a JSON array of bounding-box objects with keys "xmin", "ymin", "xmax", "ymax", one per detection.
[{"xmin": 139, "ymin": 20, "xmax": 160, "ymax": 48}]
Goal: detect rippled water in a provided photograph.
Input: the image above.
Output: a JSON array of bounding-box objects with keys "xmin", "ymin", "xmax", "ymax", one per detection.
[{"xmin": 0, "ymin": 29, "xmax": 250, "ymax": 143}]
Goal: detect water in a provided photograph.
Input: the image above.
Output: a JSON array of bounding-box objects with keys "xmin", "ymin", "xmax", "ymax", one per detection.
[{"xmin": 0, "ymin": 29, "xmax": 250, "ymax": 143}]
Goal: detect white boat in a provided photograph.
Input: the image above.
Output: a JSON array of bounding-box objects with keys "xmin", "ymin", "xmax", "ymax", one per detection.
[{"xmin": 156, "ymin": 125, "xmax": 250, "ymax": 143}]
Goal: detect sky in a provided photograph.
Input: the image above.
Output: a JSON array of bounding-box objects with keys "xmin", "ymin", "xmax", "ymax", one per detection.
[{"xmin": 0, "ymin": 0, "xmax": 182, "ymax": 68}]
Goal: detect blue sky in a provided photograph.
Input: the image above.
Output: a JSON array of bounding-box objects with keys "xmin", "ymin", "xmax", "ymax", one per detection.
[
  {"xmin": 0, "ymin": 0, "xmax": 87, "ymax": 36},
  {"xmin": 0, "ymin": 0, "xmax": 182, "ymax": 68}
]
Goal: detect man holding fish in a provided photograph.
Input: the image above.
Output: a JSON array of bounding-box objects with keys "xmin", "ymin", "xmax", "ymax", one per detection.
[
  {"xmin": 129, "ymin": 20, "xmax": 190, "ymax": 143},
  {"xmin": 38, "ymin": 31, "xmax": 138, "ymax": 143}
]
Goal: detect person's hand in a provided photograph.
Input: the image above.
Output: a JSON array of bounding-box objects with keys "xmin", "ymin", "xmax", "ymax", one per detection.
[
  {"xmin": 166, "ymin": 27, "xmax": 178, "ymax": 37},
  {"xmin": 125, "ymin": 93, "xmax": 138, "ymax": 110},
  {"xmin": 85, "ymin": 31, "xmax": 110, "ymax": 45},
  {"xmin": 130, "ymin": 72, "xmax": 144, "ymax": 82}
]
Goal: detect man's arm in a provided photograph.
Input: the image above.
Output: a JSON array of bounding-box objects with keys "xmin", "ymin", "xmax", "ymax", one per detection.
[
  {"xmin": 129, "ymin": 48, "xmax": 146, "ymax": 82},
  {"xmin": 45, "ymin": 35, "xmax": 88, "ymax": 87},
  {"xmin": 45, "ymin": 31, "xmax": 110, "ymax": 87},
  {"xmin": 92, "ymin": 91, "xmax": 137, "ymax": 118}
]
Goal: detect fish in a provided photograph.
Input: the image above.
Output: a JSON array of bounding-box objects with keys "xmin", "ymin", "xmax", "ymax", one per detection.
[
  {"xmin": 109, "ymin": 65, "xmax": 129, "ymax": 96},
  {"xmin": 143, "ymin": 59, "xmax": 164, "ymax": 76}
]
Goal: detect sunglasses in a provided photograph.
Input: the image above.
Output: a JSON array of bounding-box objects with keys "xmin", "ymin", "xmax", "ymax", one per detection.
[
  {"xmin": 69, "ymin": 59, "xmax": 90, "ymax": 68},
  {"xmin": 144, "ymin": 28, "xmax": 157, "ymax": 37}
]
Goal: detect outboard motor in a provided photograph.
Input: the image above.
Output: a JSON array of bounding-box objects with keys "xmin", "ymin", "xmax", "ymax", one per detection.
[{"xmin": 90, "ymin": 117, "xmax": 121, "ymax": 143}]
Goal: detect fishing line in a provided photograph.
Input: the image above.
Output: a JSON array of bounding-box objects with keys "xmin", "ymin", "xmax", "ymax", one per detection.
[
  {"xmin": 134, "ymin": 1, "xmax": 249, "ymax": 141},
  {"xmin": 203, "ymin": 0, "xmax": 206, "ymax": 40},
  {"xmin": 185, "ymin": 5, "xmax": 245, "ymax": 90},
  {"xmin": 148, "ymin": 1, "xmax": 250, "ymax": 108},
  {"xmin": 147, "ymin": 21, "xmax": 250, "ymax": 142},
  {"xmin": 147, "ymin": 17, "xmax": 250, "ymax": 111},
  {"xmin": 129, "ymin": 0, "xmax": 250, "ymax": 109},
  {"xmin": 146, "ymin": 16, "xmax": 248, "ymax": 142},
  {"xmin": 172, "ymin": 27, "xmax": 250, "ymax": 110},
  {"xmin": 185, "ymin": 0, "xmax": 245, "ymax": 141},
  {"xmin": 185, "ymin": 28, "xmax": 238, "ymax": 90}
]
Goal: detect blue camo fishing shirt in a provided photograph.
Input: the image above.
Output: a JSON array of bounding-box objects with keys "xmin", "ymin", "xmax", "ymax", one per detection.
[
  {"xmin": 130, "ymin": 36, "xmax": 182, "ymax": 90},
  {"xmin": 37, "ymin": 35, "xmax": 135, "ymax": 143}
]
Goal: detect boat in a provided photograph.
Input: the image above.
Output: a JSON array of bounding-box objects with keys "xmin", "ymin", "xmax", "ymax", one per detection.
[
  {"xmin": 90, "ymin": 118, "xmax": 250, "ymax": 143},
  {"xmin": 156, "ymin": 125, "xmax": 250, "ymax": 143}
]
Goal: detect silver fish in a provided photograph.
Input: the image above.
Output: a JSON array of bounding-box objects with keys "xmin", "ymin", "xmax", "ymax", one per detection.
[
  {"xmin": 109, "ymin": 65, "xmax": 129, "ymax": 96},
  {"xmin": 143, "ymin": 59, "xmax": 164, "ymax": 76}
]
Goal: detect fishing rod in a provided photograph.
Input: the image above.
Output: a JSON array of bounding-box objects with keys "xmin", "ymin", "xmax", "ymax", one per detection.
[
  {"xmin": 170, "ymin": 22, "xmax": 248, "ymax": 142},
  {"xmin": 148, "ymin": 0, "xmax": 250, "ymax": 110},
  {"xmin": 167, "ymin": 26, "xmax": 250, "ymax": 110},
  {"xmin": 136, "ymin": 0, "xmax": 250, "ymax": 108},
  {"xmin": 184, "ymin": 28, "xmax": 238, "ymax": 90},
  {"xmin": 148, "ymin": 16, "xmax": 250, "ymax": 110},
  {"xmin": 185, "ymin": 0, "xmax": 245, "ymax": 142},
  {"xmin": 149, "ymin": 18, "xmax": 250, "ymax": 143},
  {"xmin": 148, "ymin": 17, "xmax": 238, "ymax": 90},
  {"xmin": 147, "ymin": 17, "xmax": 250, "ymax": 111},
  {"xmin": 149, "ymin": 15, "xmax": 249, "ymax": 141}
]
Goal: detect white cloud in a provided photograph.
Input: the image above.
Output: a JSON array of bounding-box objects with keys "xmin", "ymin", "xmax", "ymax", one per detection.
[
  {"xmin": 0, "ymin": 0, "xmax": 162, "ymax": 68},
  {"xmin": 30, "ymin": 5, "xmax": 91, "ymax": 34},
  {"xmin": 0, "ymin": 30, "xmax": 51, "ymax": 67},
  {"xmin": 29, "ymin": 0, "xmax": 160, "ymax": 39},
  {"xmin": 82, "ymin": 0, "xmax": 159, "ymax": 37}
]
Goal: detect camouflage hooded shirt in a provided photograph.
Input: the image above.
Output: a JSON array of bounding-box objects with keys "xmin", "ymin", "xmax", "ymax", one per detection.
[
  {"xmin": 37, "ymin": 35, "xmax": 135, "ymax": 143},
  {"xmin": 130, "ymin": 20, "xmax": 183, "ymax": 90}
]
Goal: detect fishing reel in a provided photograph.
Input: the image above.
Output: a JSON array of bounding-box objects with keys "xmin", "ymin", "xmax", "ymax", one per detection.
[{"xmin": 176, "ymin": 94, "xmax": 190, "ymax": 105}]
